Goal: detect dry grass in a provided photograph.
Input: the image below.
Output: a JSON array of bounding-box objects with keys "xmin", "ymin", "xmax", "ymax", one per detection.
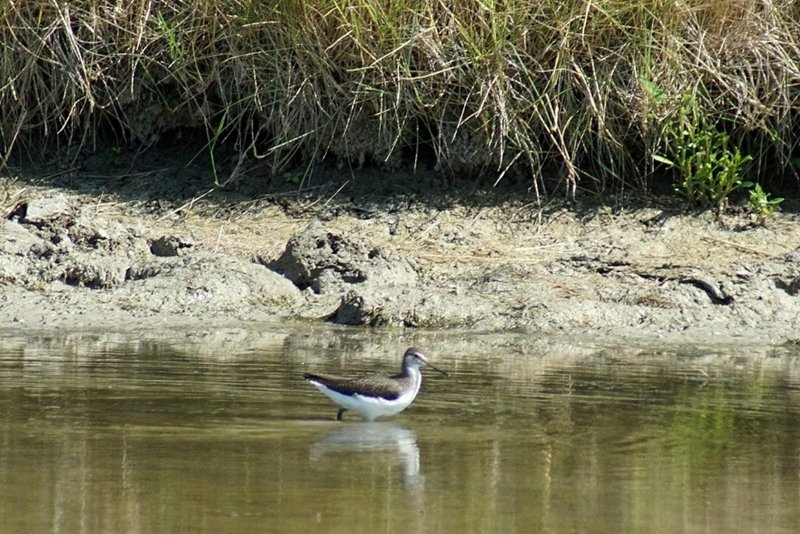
[{"xmin": 2, "ymin": 1, "xmax": 799, "ymax": 198}]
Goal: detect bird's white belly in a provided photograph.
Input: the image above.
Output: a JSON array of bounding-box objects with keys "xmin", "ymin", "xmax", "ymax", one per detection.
[{"xmin": 312, "ymin": 383, "xmax": 420, "ymax": 421}]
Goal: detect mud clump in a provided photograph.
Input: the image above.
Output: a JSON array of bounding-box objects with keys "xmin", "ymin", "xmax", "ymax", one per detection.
[
  {"xmin": 63, "ymin": 252, "xmax": 130, "ymax": 289},
  {"xmin": 2, "ymin": 194, "xmax": 146, "ymax": 288},
  {"xmin": 121, "ymin": 253, "xmax": 300, "ymax": 315},
  {"xmin": 270, "ymin": 222, "xmax": 417, "ymax": 291},
  {"xmin": 270, "ymin": 223, "xmax": 490, "ymax": 327},
  {"xmin": 0, "ymin": 193, "xmax": 300, "ymax": 325},
  {"xmin": 334, "ymin": 287, "xmax": 494, "ymax": 328}
]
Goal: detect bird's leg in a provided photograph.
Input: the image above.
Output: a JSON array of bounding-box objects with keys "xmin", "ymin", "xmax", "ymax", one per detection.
[{"xmin": 336, "ymin": 408, "xmax": 346, "ymax": 421}]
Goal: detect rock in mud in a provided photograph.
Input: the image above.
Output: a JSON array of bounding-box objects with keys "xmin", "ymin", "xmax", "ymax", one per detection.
[{"xmin": 150, "ymin": 235, "xmax": 196, "ymax": 257}]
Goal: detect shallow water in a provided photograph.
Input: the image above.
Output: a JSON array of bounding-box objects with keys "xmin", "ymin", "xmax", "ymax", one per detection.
[{"xmin": 1, "ymin": 327, "xmax": 799, "ymax": 533}]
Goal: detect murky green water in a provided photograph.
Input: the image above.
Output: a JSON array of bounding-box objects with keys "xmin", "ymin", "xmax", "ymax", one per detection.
[{"xmin": 1, "ymin": 327, "xmax": 799, "ymax": 533}]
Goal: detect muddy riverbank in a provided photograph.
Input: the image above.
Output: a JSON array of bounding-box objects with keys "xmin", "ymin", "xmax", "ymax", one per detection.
[{"xmin": 2, "ymin": 156, "xmax": 799, "ymax": 345}]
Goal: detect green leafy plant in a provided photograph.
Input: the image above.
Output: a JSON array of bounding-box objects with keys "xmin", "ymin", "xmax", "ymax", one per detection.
[
  {"xmin": 649, "ymin": 91, "xmax": 753, "ymax": 215},
  {"xmin": 748, "ymin": 183, "xmax": 783, "ymax": 225}
]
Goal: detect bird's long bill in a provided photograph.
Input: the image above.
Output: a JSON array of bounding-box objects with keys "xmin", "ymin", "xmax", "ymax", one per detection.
[{"xmin": 426, "ymin": 360, "xmax": 448, "ymax": 377}]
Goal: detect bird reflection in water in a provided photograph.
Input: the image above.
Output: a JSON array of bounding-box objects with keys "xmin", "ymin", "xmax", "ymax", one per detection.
[{"xmin": 310, "ymin": 422, "xmax": 423, "ymax": 491}]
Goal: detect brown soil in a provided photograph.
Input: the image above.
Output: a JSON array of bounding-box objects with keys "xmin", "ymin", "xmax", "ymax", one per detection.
[{"xmin": 2, "ymin": 150, "xmax": 799, "ymax": 346}]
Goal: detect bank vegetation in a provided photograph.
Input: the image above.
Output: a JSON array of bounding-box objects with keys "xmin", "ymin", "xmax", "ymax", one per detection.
[{"xmin": 2, "ymin": 0, "xmax": 799, "ymax": 207}]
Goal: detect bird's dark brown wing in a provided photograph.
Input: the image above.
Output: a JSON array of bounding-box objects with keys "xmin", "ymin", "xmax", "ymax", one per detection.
[{"xmin": 303, "ymin": 373, "xmax": 407, "ymax": 400}]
